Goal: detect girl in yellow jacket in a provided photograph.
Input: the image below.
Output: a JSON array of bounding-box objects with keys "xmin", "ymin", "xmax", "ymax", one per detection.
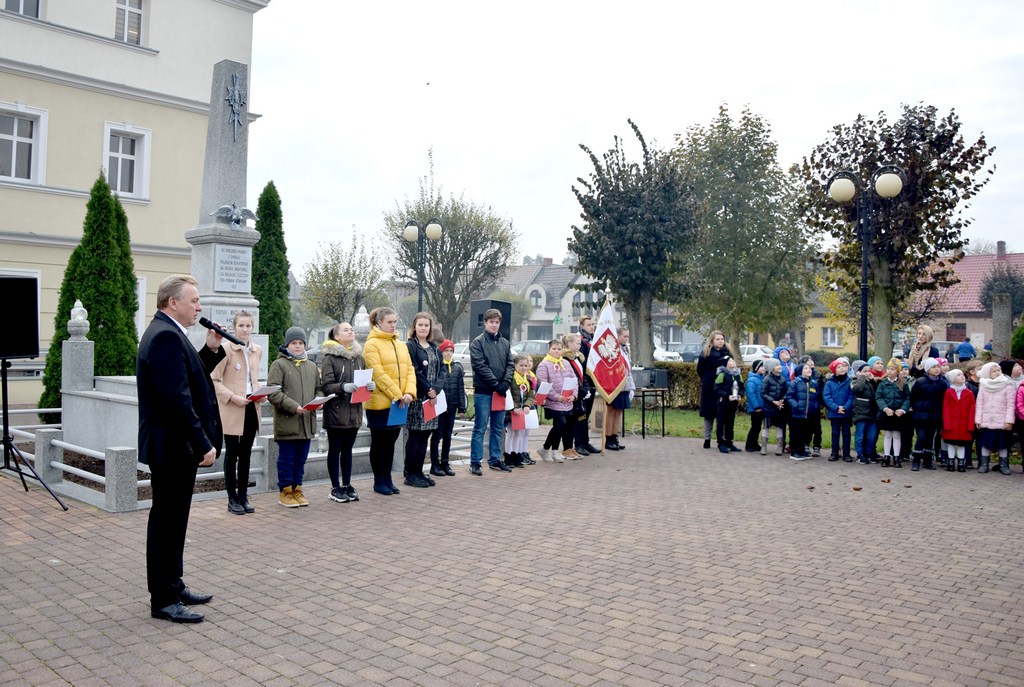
[{"xmin": 362, "ymin": 306, "xmax": 416, "ymax": 495}]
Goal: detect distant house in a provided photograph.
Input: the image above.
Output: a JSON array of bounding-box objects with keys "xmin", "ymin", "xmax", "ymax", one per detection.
[
  {"xmin": 920, "ymin": 240, "xmax": 1023, "ymax": 347},
  {"xmin": 492, "ymin": 257, "xmax": 702, "ymax": 346}
]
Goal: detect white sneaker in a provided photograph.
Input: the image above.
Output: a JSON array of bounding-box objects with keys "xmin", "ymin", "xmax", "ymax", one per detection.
[
  {"xmin": 551, "ymin": 450, "xmax": 565, "ymax": 463},
  {"xmin": 537, "ymin": 448, "xmax": 552, "ymax": 463}
]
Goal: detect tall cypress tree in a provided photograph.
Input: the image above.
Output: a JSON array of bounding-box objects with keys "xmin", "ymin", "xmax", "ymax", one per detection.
[
  {"xmin": 39, "ymin": 174, "xmax": 139, "ymax": 419},
  {"xmin": 251, "ymin": 181, "xmax": 291, "ymax": 343}
]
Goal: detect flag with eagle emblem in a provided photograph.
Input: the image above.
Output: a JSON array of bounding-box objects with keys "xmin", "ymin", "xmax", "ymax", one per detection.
[{"xmin": 586, "ymin": 300, "xmax": 630, "ymax": 403}]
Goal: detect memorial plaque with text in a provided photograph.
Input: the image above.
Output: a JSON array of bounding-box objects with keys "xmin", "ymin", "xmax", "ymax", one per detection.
[{"xmin": 214, "ymin": 244, "xmax": 252, "ymax": 293}]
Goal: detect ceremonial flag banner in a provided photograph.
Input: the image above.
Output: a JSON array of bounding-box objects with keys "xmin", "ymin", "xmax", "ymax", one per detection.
[{"xmin": 586, "ymin": 301, "xmax": 629, "ymax": 403}]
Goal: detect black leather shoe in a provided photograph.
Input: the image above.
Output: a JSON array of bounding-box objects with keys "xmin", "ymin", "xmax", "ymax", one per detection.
[
  {"xmin": 703, "ymin": 439, "xmax": 711, "ymax": 449},
  {"xmin": 238, "ymin": 495, "xmax": 255, "ymax": 513},
  {"xmin": 430, "ymin": 465, "xmax": 446, "ymax": 476},
  {"xmin": 227, "ymin": 497, "xmax": 245, "ymax": 515},
  {"xmin": 584, "ymin": 443, "xmax": 602, "ymax": 454},
  {"xmin": 404, "ymin": 475, "xmax": 429, "ymax": 488},
  {"xmin": 152, "ymin": 602, "xmax": 204, "ymax": 624},
  {"xmin": 605, "ymin": 443, "xmax": 621, "ymax": 451},
  {"xmin": 442, "ymin": 464, "xmax": 456, "ymax": 476},
  {"xmin": 178, "ymin": 587, "xmax": 212, "ymax": 605},
  {"xmin": 575, "ymin": 446, "xmax": 590, "ymax": 457}
]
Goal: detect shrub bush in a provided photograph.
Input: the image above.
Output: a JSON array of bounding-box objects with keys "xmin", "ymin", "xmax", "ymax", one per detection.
[{"xmin": 803, "ymin": 350, "xmax": 840, "ymax": 367}]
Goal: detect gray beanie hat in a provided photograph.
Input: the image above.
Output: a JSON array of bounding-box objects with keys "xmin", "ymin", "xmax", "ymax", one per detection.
[
  {"xmin": 852, "ymin": 359, "xmax": 868, "ymax": 373},
  {"xmin": 284, "ymin": 326, "xmax": 307, "ymax": 346},
  {"xmin": 762, "ymin": 358, "xmax": 780, "ymax": 374}
]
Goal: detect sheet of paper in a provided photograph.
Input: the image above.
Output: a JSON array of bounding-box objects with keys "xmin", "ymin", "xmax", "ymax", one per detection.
[
  {"xmin": 302, "ymin": 394, "xmax": 336, "ymax": 411},
  {"xmin": 561, "ymin": 375, "xmax": 578, "ymax": 399},
  {"xmin": 434, "ymin": 389, "xmax": 447, "ymax": 415},
  {"xmin": 350, "ymin": 369, "xmax": 373, "ymax": 403},
  {"xmin": 524, "ymin": 408, "xmax": 540, "ymax": 429},
  {"xmin": 505, "ymin": 389, "xmax": 514, "ymax": 410},
  {"xmin": 247, "ymin": 384, "xmax": 280, "ymax": 400},
  {"xmin": 534, "ymin": 381, "xmax": 552, "ymax": 406}
]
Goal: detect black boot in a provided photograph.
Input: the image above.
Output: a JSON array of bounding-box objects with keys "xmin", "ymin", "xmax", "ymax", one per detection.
[
  {"xmin": 893, "ymin": 455, "xmax": 902, "ymax": 468},
  {"xmin": 911, "ymin": 452, "xmax": 921, "ymax": 472},
  {"xmin": 956, "ymin": 458, "xmax": 966, "ymax": 473},
  {"xmin": 881, "ymin": 455, "xmax": 891, "ymax": 467},
  {"xmin": 227, "ymin": 491, "xmax": 244, "ymax": 515},
  {"xmin": 946, "ymin": 457, "xmax": 956, "ymax": 472},
  {"xmin": 520, "ymin": 452, "xmax": 535, "ymax": 466},
  {"xmin": 440, "ymin": 460, "xmax": 456, "ymax": 476},
  {"xmin": 978, "ymin": 455, "xmax": 990, "ymax": 474},
  {"xmin": 605, "ymin": 437, "xmax": 621, "ymax": 451},
  {"xmin": 923, "ymin": 450, "xmax": 936, "ymax": 470},
  {"xmin": 999, "ymin": 455, "xmax": 1011, "ymax": 475},
  {"xmin": 610, "ymin": 435, "xmax": 625, "ymax": 451},
  {"xmin": 237, "ymin": 488, "xmax": 255, "ymax": 514}
]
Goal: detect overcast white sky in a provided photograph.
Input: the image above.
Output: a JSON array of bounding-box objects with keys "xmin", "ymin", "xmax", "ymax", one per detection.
[{"xmin": 247, "ymin": 1, "xmax": 1024, "ymax": 278}]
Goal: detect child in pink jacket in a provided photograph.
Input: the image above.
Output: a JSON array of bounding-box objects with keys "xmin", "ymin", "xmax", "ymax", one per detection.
[{"xmin": 975, "ymin": 362, "xmax": 1016, "ymax": 474}]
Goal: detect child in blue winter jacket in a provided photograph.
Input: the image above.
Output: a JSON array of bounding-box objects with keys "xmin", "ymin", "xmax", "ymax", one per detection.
[
  {"xmin": 823, "ymin": 358, "xmax": 853, "ymax": 461},
  {"xmin": 744, "ymin": 360, "xmax": 765, "ymax": 452},
  {"xmin": 786, "ymin": 363, "xmax": 820, "ymax": 460}
]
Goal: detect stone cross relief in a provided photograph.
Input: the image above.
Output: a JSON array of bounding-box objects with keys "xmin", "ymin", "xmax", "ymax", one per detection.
[{"xmin": 225, "ymin": 73, "xmax": 246, "ymax": 142}]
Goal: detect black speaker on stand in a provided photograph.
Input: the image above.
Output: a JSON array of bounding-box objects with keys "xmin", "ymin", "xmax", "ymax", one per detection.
[
  {"xmin": 470, "ymin": 299, "xmax": 511, "ymax": 341},
  {"xmin": 0, "ymin": 274, "xmax": 68, "ymax": 510}
]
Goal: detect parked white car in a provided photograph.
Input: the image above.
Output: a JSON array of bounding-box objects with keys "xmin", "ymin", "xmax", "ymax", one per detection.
[
  {"xmin": 452, "ymin": 341, "xmax": 471, "ymax": 367},
  {"xmin": 739, "ymin": 344, "xmax": 774, "ymax": 366},
  {"xmin": 653, "ymin": 346, "xmax": 682, "ymax": 362}
]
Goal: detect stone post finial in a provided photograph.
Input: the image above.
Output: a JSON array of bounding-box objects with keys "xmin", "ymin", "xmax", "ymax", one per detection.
[
  {"xmin": 68, "ymin": 299, "xmax": 90, "ymax": 340},
  {"xmin": 354, "ymin": 305, "xmax": 371, "ymax": 343}
]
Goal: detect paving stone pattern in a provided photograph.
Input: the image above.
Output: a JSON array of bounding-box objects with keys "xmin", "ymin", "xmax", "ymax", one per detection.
[{"xmin": 2, "ymin": 437, "xmax": 1024, "ymax": 686}]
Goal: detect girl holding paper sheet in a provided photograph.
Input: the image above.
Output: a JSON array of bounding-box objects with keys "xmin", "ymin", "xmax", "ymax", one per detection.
[
  {"xmin": 320, "ymin": 322, "xmax": 375, "ymax": 504},
  {"xmin": 209, "ymin": 310, "xmax": 262, "ymax": 515},
  {"xmin": 404, "ymin": 313, "xmax": 447, "ymax": 488},
  {"xmin": 535, "ymin": 339, "xmax": 578, "ymax": 463},
  {"xmin": 504, "ymin": 353, "xmax": 538, "ymax": 467},
  {"xmin": 363, "ymin": 307, "xmax": 417, "ymax": 495}
]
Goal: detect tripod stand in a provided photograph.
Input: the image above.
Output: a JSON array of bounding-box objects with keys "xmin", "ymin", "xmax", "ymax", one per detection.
[{"xmin": 1, "ymin": 359, "xmax": 68, "ymax": 510}]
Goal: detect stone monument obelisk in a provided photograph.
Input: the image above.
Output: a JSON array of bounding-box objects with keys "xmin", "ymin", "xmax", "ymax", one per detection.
[{"xmin": 185, "ymin": 59, "xmax": 263, "ymax": 357}]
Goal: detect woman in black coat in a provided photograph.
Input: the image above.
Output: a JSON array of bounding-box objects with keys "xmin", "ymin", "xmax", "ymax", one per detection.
[{"xmin": 696, "ymin": 330, "xmax": 735, "ymax": 449}]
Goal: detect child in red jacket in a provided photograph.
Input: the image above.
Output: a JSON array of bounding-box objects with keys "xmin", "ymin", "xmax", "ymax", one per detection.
[{"xmin": 942, "ymin": 369, "xmax": 975, "ymax": 473}]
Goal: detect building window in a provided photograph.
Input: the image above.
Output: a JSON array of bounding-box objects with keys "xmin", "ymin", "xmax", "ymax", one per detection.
[
  {"xmin": 822, "ymin": 327, "xmax": 841, "ymax": 348},
  {"xmin": 115, "ymin": 0, "xmax": 143, "ymax": 45},
  {"xmin": 529, "ymin": 289, "xmax": 542, "ymax": 308},
  {"xmin": 103, "ymin": 122, "xmax": 151, "ymax": 198},
  {"xmin": 108, "ymin": 133, "xmax": 137, "ymax": 193},
  {"xmin": 4, "ymin": 0, "xmax": 39, "ymax": 17},
  {"xmin": 0, "ymin": 103, "xmax": 46, "ymax": 183},
  {"xmin": 572, "ymin": 292, "xmax": 582, "ymax": 316}
]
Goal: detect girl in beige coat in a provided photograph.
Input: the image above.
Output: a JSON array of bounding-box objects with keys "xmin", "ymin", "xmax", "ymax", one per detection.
[{"xmin": 210, "ymin": 311, "xmax": 262, "ymax": 514}]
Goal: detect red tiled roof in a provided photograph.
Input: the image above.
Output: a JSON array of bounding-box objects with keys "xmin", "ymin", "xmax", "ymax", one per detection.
[{"xmin": 939, "ymin": 252, "xmax": 1024, "ymax": 313}]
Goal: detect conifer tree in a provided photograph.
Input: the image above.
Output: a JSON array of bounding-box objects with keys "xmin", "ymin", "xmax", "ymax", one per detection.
[
  {"xmin": 39, "ymin": 174, "xmax": 139, "ymax": 419},
  {"xmin": 251, "ymin": 181, "xmax": 291, "ymax": 343}
]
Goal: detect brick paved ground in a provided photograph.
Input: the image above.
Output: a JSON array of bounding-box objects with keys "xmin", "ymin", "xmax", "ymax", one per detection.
[{"xmin": 3, "ymin": 437, "xmax": 1024, "ymax": 686}]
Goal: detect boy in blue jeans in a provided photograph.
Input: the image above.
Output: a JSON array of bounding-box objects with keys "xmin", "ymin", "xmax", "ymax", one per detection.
[{"xmin": 468, "ymin": 309, "xmax": 515, "ymax": 475}]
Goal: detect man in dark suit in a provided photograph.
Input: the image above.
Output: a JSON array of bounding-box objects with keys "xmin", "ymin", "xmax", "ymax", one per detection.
[{"xmin": 137, "ymin": 274, "xmax": 224, "ymax": 623}]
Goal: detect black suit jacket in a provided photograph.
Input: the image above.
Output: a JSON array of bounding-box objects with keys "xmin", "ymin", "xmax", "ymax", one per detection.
[{"xmin": 137, "ymin": 311, "xmax": 223, "ymax": 467}]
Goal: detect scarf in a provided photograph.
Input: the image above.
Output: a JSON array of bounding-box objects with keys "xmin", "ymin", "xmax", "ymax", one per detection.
[
  {"xmin": 513, "ymin": 370, "xmax": 534, "ymax": 388},
  {"xmin": 543, "ymin": 354, "xmax": 564, "ymax": 370},
  {"xmin": 950, "ymin": 383, "xmax": 967, "ymax": 399}
]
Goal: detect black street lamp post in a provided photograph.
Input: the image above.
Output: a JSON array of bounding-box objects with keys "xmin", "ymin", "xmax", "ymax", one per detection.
[
  {"xmin": 826, "ymin": 165, "xmax": 907, "ymax": 361},
  {"xmin": 403, "ymin": 219, "xmax": 443, "ymax": 313}
]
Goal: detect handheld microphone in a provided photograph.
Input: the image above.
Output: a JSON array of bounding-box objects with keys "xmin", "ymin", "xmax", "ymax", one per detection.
[{"xmin": 198, "ymin": 317, "xmax": 244, "ymax": 346}]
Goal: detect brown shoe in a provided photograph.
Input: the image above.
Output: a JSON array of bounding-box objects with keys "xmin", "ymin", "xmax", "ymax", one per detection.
[
  {"xmin": 562, "ymin": 448, "xmax": 582, "ymax": 460},
  {"xmin": 292, "ymin": 486, "xmax": 310, "ymax": 507},
  {"xmin": 279, "ymin": 487, "xmax": 300, "ymax": 508}
]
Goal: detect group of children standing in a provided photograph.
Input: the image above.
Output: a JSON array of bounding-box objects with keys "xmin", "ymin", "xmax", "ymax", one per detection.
[{"xmin": 701, "ymin": 333, "xmax": 1024, "ymax": 475}]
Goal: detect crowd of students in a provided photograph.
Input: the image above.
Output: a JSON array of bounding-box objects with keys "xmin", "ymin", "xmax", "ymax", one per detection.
[
  {"xmin": 697, "ymin": 324, "xmax": 1024, "ymax": 474},
  {"xmin": 209, "ymin": 307, "xmax": 634, "ymax": 510}
]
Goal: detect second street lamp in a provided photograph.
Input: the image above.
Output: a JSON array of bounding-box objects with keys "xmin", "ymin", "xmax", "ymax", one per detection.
[
  {"xmin": 826, "ymin": 165, "xmax": 907, "ymax": 361},
  {"xmin": 403, "ymin": 218, "xmax": 443, "ymax": 313}
]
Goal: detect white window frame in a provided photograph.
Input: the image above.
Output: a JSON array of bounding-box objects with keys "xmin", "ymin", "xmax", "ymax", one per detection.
[
  {"xmin": 0, "ymin": 101, "xmax": 47, "ymax": 185},
  {"xmin": 102, "ymin": 121, "xmax": 151, "ymax": 199},
  {"xmin": 3, "ymin": 0, "xmax": 40, "ymax": 17},
  {"xmin": 115, "ymin": 0, "xmax": 143, "ymax": 45},
  {"xmin": 822, "ymin": 327, "xmax": 841, "ymax": 348}
]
